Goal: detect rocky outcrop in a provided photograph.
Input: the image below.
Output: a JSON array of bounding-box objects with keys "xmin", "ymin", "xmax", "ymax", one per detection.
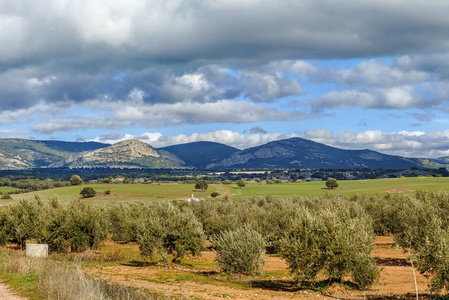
[{"xmin": 70, "ymin": 140, "xmax": 186, "ymax": 168}]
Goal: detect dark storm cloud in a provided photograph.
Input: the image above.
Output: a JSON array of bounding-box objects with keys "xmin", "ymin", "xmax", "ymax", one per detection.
[
  {"xmin": 3, "ymin": 0, "xmax": 449, "ymax": 118},
  {"xmin": 6, "ymin": 0, "xmax": 448, "ymax": 65}
]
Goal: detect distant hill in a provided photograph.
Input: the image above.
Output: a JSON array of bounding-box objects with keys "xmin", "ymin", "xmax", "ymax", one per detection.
[
  {"xmin": 206, "ymin": 137, "xmax": 426, "ymax": 169},
  {"xmin": 0, "ymin": 139, "xmax": 107, "ymax": 169},
  {"xmin": 70, "ymin": 140, "xmax": 185, "ymax": 168},
  {"xmin": 38, "ymin": 140, "xmax": 107, "ymax": 153},
  {"xmin": 160, "ymin": 141, "xmax": 239, "ymax": 168},
  {"xmin": 0, "ymin": 137, "xmax": 447, "ymax": 170}
]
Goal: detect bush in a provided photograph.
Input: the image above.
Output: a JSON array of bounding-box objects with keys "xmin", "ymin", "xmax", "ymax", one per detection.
[
  {"xmin": 69, "ymin": 175, "xmax": 83, "ymax": 186},
  {"xmin": 0, "ymin": 194, "xmax": 12, "ymax": 199},
  {"xmin": 105, "ymin": 190, "xmax": 111, "ymax": 195},
  {"xmin": 213, "ymin": 225, "xmax": 266, "ymax": 275},
  {"xmin": 210, "ymin": 192, "xmax": 219, "ymax": 197},
  {"xmin": 80, "ymin": 187, "xmax": 96, "ymax": 198}
]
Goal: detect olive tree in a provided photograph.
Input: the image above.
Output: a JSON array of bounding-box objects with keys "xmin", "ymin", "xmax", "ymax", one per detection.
[
  {"xmin": 280, "ymin": 202, "xmax": 379, "ymax": 289},
  {"xmin": 213, "ymin": 225, "xmax": 265, "ymax": 275},
  {"xmin": 137, "ymin": 203, "xmax": 205, "ymax": 263}
]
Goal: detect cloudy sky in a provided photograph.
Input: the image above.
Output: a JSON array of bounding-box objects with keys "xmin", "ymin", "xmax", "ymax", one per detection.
[{"xmin": 2, "ymin": 0, "xmax": 449, "ymax": 157}]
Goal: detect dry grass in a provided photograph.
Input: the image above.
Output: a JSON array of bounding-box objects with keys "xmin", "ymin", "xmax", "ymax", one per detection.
[{"xmin": 0, "ymin": 250, "xmax": 164, "ymax": 300}]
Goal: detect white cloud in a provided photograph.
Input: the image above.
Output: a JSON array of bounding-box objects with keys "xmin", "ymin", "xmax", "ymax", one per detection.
[
  {"xmin": 306, "ymin": 129, "xmax": 449, "ymax": 158},
  {"xmin": 17, "ymin": 90, "xmax": 302, "ymax": 134},
  {"xmin": 90, "ymin": 130, "xmax": 300, "ymax": 149},
  {"xmin": 304, "ymin": 129, "xmax": 333, "ymax": 139},
  {"xmin": 307, "ymin": 86, "xmax": 424, "ymax": 111},
  {"xmin": 89, "ymin": 128, "xmax": 449, "ymax": 158},
  {"xmin": 329, "ymin": 59, "xmax": 427, "ymax": 87}
]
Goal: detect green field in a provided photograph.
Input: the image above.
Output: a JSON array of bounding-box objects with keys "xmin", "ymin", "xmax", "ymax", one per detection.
[
  {"xmin": 10, "ymin": 183, "xmax": 219, "ymax": 204},
  {"xmin": 4, "ymin": 176, "xmax": 449, "ymax": 205},
  {"xmin": 0, "ymin": 187, "xmax": 21, "ymax": 194},
  {"xmin": 229, "ymin": 176, "xmax": 449, "ymax": 198}
]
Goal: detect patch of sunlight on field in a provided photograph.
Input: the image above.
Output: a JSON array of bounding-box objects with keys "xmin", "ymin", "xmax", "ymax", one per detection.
[
  {"xmin": 0, "ymin": 187, "xmax": 21, "ymax": 194},
  {"xmin": 5, "ymin": 177, "xmax": 449, "ymax": 204},
  {"xmin": 9, "ymin": 183, "xmax": 226, "ymax": 204},
  {"xmin": 230, "ymin": 177, "xmax": 449, "ymax": 198}
]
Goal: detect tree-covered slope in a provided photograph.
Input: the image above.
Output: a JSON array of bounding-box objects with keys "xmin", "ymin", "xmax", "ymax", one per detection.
[
  {"xmin": 160, "ymin": 141, "xmax": 239, "ymax": 169},
  {"xmin": 206, "ymin": 137, "xmax": 424, "ymax": 169}
]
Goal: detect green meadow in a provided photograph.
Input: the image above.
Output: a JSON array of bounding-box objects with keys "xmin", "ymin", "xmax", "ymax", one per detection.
[
  {"xmin": 4, "ymin": 176, "xmax": 449, "ymax": 205},
  {"xmin": 230, "ymin": 176, "xmax": 449, "ymax": 198},
  {"xmin": 10, "ymin": 183, "xmax": 218, "ymax": 204},
  {"xmin": 0, "ymin": 187, "xmax": 21, "ymax": 194}
]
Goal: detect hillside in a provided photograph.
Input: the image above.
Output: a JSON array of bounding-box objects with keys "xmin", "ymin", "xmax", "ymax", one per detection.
[
  {"xmin": 160, "ymin": 141, "xmax": 239, "ymax": 169},
  {"xmin": 206, "ymin": 137, "xmax": 425, "ymax": 169},
  {"xmin": 70, "ymin": 139, "xmax": 186, "ymax": 168},
  {"xmin": 0, "ymin": 139, "xmax": 107, "ymax": 169},
  {"xmin": 0, "ymin": 137, "xmax": 446, "ymax": 170}
]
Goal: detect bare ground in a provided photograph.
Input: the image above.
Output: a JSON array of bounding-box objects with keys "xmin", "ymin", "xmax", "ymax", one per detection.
[
  {"xmin": 0, "ymin": 280, "xmax": 26, "ymax": 300},
  {"xmin": 87, "ymin": 236, "xmax": 435, "ymax": 300}
]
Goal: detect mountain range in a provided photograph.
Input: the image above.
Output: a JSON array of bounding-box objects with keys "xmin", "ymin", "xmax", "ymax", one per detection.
[{"xmin": 0, "ymin": 137, "xmax": 445, "ymax": 170}]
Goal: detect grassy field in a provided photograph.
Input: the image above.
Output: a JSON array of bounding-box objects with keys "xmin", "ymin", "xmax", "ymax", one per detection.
[
  {"xmin": 4, "ymin": 176, "xmax": 449, "ymax": 205},
  {"xmin": 10, "ymin": 183, "xmax": 218, "ymax": 204},
  {"xmin": 229, "ymin": 176, "xmax": 449, "ymax": 198},
  {"xmin": 0, "ymin": 187, "xmax": 21, "ymax": 194}
]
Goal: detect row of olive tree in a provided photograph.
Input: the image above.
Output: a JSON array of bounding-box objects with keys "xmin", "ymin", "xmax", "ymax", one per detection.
[
  {"xmin": 9, "ymin": 191, "xmax": 449, "ymax": 291},
  {"xmin": 0, "ymin": 197, "xmax": 108, "ymax": 252},
  {"xmin": 349, "ymin": 189, "xmax": 449, "ymax": 293}
]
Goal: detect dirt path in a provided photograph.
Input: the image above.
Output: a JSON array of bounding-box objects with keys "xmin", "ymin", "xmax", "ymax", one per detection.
[{"xmin": 0, "ymin": 281, "xmax": 26, "ymax": 300}]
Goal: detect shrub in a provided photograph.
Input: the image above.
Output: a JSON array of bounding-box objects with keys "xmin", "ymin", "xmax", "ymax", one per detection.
[
  {"xmin": 213, "ymin": 225, "xmax": 265, "ymax": 275},
  {"xmin": 210, "ymin": 192, "xmax": 219, "ymax": 197},
  {"xmin": 0, "ymin": 194, "xmax": 12, "ymax": 199},
  {"xmin": 80, "ymin": 187, "xmax": 96, "ymax": 198},
  {"xmin": 105, "ymin": 190, "xmax": 111, "ymax": 195},
  {"xmin": 236, "ymin": 179, "xmax": 246, "ymax": 188},
  {"xmin": 69, "ymin": 175, "xmax": 83, "ymax": 186}
]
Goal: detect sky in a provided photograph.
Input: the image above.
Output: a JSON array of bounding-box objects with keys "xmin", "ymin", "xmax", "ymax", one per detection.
[{"xmin": 2, "ymin": 0, "xmax": 449, "ymax": 158}]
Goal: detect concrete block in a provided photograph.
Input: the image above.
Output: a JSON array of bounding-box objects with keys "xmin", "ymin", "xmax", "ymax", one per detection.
[{"xmin": 26, "ymin": 243, "xmax": 48, "ymax": 258}]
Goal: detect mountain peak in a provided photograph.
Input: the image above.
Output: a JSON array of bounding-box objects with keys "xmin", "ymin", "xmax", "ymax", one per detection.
[{"xmin": 87, "ymin": 139, "xmax": 160, "ymax": 159}]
